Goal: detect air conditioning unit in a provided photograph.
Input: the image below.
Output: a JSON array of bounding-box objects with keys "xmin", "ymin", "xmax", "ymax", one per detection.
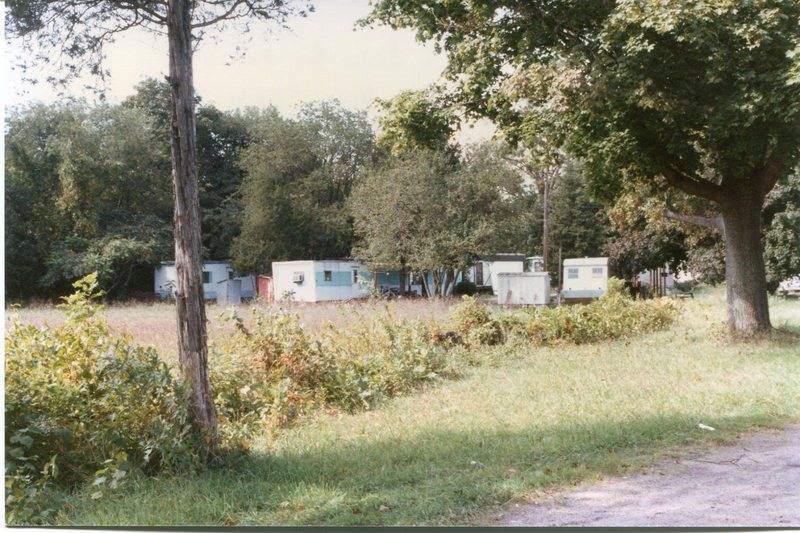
[{"xmin": 292, "ymin": 272, "xmax": 304, "ymax": 283}]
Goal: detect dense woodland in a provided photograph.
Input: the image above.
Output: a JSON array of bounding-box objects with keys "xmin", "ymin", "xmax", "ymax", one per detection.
[{"xmin": 5, "ymin": 80, "xmax": 800, "ymax": 301}]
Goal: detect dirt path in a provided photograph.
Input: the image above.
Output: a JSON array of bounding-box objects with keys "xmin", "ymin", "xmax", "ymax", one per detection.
[{"xmin": 499, "ymin": 425, "xmax": 800, "ymax": 527}]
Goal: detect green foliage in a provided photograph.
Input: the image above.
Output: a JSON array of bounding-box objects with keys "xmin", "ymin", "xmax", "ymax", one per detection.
[
  {"xmin": 4, "ymin": 101, "xmax": 173, "ymax": 299},
  {"xmin": 212, "ymin": 308, "xmax": 448, "ymax": 435},
  {"xmin": 763, "ymin": 171, "xmax": 800, "ymax": 291},
  {"xmin": 447, "ymin": 287, "xmax": 677, "ymax": 349},
  {"xmin": 526, "ymin": 294, "xmax": 677, "ymax": 346},
  {"xmin": 547, "ymin": 161, "xmax": 608, "ymax": 274},
  {"xmin": 350, "ymin": 145, "xmax": 533, "ymax": 296},
  {"xmin": 454, "ymin": 280, "xmax": 478, "ymax": 296},
  {"xmin": 448, "ymin": 296, "xmax": 502, "ymax": 348},
  {"xmin": 375, "ymin": 90, "xmax": 458, "ymax": 156},
  {"xmin": 232, "ymin": 102, "xmax": 375, "ymax": 274},
  {"xmin": 5, "ymin": 274, "xmax": 197, "ymax": 524}
]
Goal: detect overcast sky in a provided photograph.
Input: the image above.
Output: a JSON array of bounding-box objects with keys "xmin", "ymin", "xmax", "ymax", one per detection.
[{"xmin": 3, "ymin": 1, "xmax": 494, "ymax": 143}]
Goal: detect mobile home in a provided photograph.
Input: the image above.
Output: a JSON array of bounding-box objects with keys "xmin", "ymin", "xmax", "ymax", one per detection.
[
  {"xmin": 272, "ymin": 260, "xmax": 373, "ymax": 302},
  {"xmin": 154, "ymin": 261, "xmax": 255, "ymax": 300},
  {"xmin": 467, "ymin": 253, "xmax": 526, "ymax": 294},
  {"xmin": 562, "ymin": 257, "xmax": 608, "ymax": 301}
]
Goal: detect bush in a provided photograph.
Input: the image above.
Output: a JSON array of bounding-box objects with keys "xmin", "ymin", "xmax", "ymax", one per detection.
[
  {"xmin": 446, "ymin": 289, "xmax": 678, "ymax": 348},
  {"xmin": 524, "ymin": 292, "xmax": 677, "ymax": 345},
  {"xmin": 453, "ymin": 280, "xmax": 478, "ymax": 296},
  {"xmin": 5, "ymin": 274, "xmax": 197, "ymax": 524},
  {"xmin": 213, "ymin": 308, "xmax": 449, "ymax": 433},
  {"xmin": 448, "ymin": 295, "xmax": 502, "ymax": 347}
]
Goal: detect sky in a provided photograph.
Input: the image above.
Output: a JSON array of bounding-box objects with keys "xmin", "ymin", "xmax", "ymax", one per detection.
[{"xmin": 3, "ymin": 1, "xmax": 495, "ymax": 143}]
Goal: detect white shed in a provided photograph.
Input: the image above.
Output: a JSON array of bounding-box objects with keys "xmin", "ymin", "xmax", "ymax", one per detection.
[
  {"xmin": 562, "ymin": 257, "xmax": 608, "ymax": 300},
  {"xmin": 272, "ymin": 260, "xmax": 372, "ymax": 302},
  {"xmin": 497, "ymin": 272, "xmax": 551, "ymax": 306},
  {"xmin": 154, "ymin": 261, "xmax": 255, "ymax": 300}
]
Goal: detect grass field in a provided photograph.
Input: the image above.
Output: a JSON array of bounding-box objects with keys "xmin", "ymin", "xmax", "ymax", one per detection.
[{"xmin": 41, "ymin": 289, "xmax": 799, "ymax": 526}]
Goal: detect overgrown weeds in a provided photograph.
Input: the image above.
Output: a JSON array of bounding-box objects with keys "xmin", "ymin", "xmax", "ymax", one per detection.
[
  {"xmin": 5, "ymin": 274, "xmax": 198, "ymax": 524},
  {"xmin": 6, "ymin": 275, "xmax": 681, "ymax": 525}
]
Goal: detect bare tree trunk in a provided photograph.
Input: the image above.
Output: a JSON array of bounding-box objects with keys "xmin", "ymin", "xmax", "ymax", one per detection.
[
  {"xmin": 720, "ymin": 190, "xmax": 771, "ymax": 334},
  {"xmin": 421, "ymin": 271, "xmax": 432, "ymax": 298},
  {"xmin": 167, "ymin": 0, "xmax": 218, "ymax": 460},
  {"xmin": 399, "ymin": 261, "xmax": 406, "ymax": 295}
]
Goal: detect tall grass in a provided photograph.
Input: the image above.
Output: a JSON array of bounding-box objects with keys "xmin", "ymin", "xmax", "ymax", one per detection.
[
  {"xmin": 9, "ymin": 298, "xmax": 455, "ymax": 364},
  {"xmin": 53, "ymin": 290, "xmax": 800, "ymax": 526}
]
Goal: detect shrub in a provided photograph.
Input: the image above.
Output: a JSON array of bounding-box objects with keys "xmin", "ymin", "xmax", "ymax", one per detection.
[
  {"xmin": 446, "ymin": 287, "xmax": 678, "ymax": 348},
  {"xmin": 213, "ymin": 308, "xmax": 448, "ymax": 432},
  {"xmin": 5, "ymin": 274, "xmax": 197, "ymax": 524},
  {"xmin": 453, "ymin": 280, "xmax": 478, "ymax": 296},
  {"xmin": 448, "ymin": 295, "xmax": 502, "ymax": 347},
  {"xmin": 524, "ymin": 293, "xmax": 678, "ymax": 345}
]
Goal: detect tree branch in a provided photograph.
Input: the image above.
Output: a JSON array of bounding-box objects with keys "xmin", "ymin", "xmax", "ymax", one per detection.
[
  {"xmin": 661, "ymin": 166, "xmax": 724, "ymax": 204},
  {"xmin": 664, "ymin": 209, "xmax": 725, "ymax": 234},
  {"xmin": 190, "ymin": 0, "xmax": 247, "ymax": 29}
]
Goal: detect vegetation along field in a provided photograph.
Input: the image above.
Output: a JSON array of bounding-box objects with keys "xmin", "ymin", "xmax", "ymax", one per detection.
[{"xmin": 6, "ymin": 282, "xmax": 799, "ymax": 526}]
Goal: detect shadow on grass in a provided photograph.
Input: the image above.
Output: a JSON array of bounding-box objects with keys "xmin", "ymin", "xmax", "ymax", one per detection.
[{"xmin": 62, "ymin": 412, "xmax": 791, "ymax": 527}]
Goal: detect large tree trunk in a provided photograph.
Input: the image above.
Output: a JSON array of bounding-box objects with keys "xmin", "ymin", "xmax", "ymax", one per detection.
[
  {"xmin": 167, "ymin": 0, "xmax": 218, "ymax": 459},
  {"xmin": 720, "ymin": 190, "xmax": 771, "ymax": 334}
]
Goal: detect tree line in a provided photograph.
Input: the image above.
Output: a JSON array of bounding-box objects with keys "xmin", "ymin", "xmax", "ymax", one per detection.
[{"xmin": 6, "ymin": 81, "xmax": 798, "ymax": 302}]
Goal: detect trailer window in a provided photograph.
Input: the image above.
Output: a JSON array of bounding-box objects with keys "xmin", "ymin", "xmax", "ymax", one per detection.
[
  {"xmin": 352, "ymin": 269, "xmax": 358, "ymax": 284},
  {"xmin": 202, "ymin": 271, "xmax": 211, "ymax": 284},
  {"xmin": 592, "ymin": 267, "xmax": 603, "ymax": 278},
  {"xmin": 567, "ymin": 268, "xmax": 579, "ymax": 279},
  {"xmin": 324, "ymin": 270, "xmax": 332, "ymax": 282}
]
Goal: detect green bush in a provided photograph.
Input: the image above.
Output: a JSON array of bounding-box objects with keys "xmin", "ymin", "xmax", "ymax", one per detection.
[
  {"xmin": 448, "ymin": 295, "xmax": 502, "ymax": 347},
  {"xmin": 453, "ymin": 280, "xmax": 478, "ymax": 296},
  {"xmin": 524, "ymin": 292, "xmax": 677, "ymax": 345},
  {"xmin": 213, "ymin": 308, "xmax": 448, "ymax": 433},
  {"xmin": 5, "ymin": 274, "xmax": 197, "ymax": 524},
  {"xmin": 446, "ymin": 288, "xmax": 677, "ymax": 348}
]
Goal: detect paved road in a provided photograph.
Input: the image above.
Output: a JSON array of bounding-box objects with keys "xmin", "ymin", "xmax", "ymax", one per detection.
[{"xmin": 500, "ymin": 425, "xmax": 800, "ymax": 527}]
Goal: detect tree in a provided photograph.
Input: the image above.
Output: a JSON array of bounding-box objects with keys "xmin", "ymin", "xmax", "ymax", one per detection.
[
  {"xmin": 763, "ymin": 170, "xmax": 800, "ymax": 292},
  {"xmin": 547, "ymin": 161, "xmax": 608, "ymax": 274},
  {"xmin": 365, "ymin": 0, "xmax": 800, "ymax": 334},
  {"xmin": 350, "ymin": 146, "xmax": 531, "ymax": 297},
  {"xmin": 375, "ymin": 90, "xmax": 459, "ymax": 157},
  {"xmin": 500, "ymin": 139, "xmax": 563, "ymax": 271},
  {"xmin": 8, "ymin": 0, "xmax": 310, "ymax": 459},
  {"xmin": 232, "ymin": 101, "xmax": 375, "ymax": 274},
  {"xmin": 5, "ymin": 102, "xmax": 173, "ymax": 299}
]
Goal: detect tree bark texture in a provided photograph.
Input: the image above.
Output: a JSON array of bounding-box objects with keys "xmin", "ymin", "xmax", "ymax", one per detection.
[
  {"xmin": 719, "ymin": 187, "xmax": 771, "ymax": 334},
  {"xmin": 167, "ymin": 0, "xmax": 218, "ymax": 459}
]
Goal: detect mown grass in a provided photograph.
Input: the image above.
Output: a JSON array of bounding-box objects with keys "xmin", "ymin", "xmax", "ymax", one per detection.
[{"xmin": 52, "ymin": 290, "xmax": 800, "ymax": 526}]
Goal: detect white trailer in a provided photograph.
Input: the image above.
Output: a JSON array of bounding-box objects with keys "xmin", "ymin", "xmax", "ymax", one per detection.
[
  {"xmin": 271, "ymin": 260, "xmax": 372, "ymax": 302},
  {"xmin": 467, "ymin": 253, "xmax": 526, "ymax": 294},
  {"xmin": 562, "ymin": 257, "xmax": 608, "ymax": 301},
  {"xmin": 154, "ymin": 261, "xmax": 255, "ymax": 300},
  {"xmin": 497, "ymin": 272, "xmax": 551, "ymax": 306}
]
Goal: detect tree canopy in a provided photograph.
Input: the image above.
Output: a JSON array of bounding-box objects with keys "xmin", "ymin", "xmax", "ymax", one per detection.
[
  {"xmin": 232, "ymin": 101, "xmax": 376, "ymax": 274},
  {"xmin": 350, "ymin": 145, "xmax": 533, "ymax": 296},
  {"xmin": 365, "ymin": 0, "xmax": 800, "ymax": 333}
]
